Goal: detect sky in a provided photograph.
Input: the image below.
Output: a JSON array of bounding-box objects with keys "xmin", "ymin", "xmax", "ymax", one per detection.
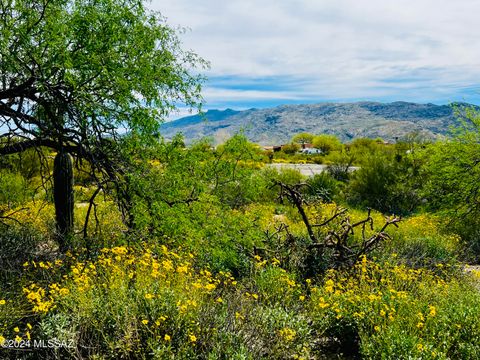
[{"xmin": 150, "ymin": 0, "xmax": 480, "ymax": 116}]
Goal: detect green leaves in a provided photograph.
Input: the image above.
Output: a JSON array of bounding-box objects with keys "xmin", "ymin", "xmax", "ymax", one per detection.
[
  {"xmin": 0, "ymin": 0, "xmax": 206, "ymax": 145},
  {"xmin": 422, "ymin": 108, "xmax": 480, "ymax": 253}
]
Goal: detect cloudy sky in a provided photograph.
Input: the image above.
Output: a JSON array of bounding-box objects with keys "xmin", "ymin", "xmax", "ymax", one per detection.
[{"xmin": 150, "ymin": 0, "xmax": 480, "ymax": 114}]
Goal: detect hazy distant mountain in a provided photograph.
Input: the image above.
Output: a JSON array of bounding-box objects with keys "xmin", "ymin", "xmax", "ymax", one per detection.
[{"xmin": 160, "ymin": 101, "xmax": 473, "ymax": 145}]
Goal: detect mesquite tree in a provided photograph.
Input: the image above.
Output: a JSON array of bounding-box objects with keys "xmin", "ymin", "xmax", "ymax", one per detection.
[{"xmin": 0, "ymin": 0, "xmax": 206, "ymax": 249}]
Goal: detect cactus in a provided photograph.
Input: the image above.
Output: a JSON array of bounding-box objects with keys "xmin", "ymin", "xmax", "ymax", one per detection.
[{"xmin": 53, "ymin": 151, "xmax": 74, "ymax": 251}]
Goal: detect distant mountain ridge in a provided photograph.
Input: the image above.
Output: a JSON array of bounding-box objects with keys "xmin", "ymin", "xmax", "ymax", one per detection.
[{"xmin": 160, "ymin": 101, "xmax": 474, "ymax": 145}]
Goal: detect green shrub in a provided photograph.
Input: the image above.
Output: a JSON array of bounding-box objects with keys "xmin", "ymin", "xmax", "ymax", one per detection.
[
  {"xmin": 347, "ymin": 152, "xmax": 421, "ymax": 215},
  {"xmin": 305, "ymin": 172, "xmax": 340, "ymax": 202},
  {"xmin": 0, "ymin": 227, "xmax": 44, "ymax": 289},
  {"xmin": 0, "ymin": 170, "xmax": 31, "ymax": 207}
]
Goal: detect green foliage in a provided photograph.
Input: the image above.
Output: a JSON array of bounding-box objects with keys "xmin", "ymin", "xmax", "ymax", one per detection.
[
  {"xmin": 0, "ymin": 147, "xmax": 45, "ymax": 180},
  {"xmin": 325, "ymin": 150, "xmax": 355, "ymax": 181},
  {"xmin": 271, "ymin": 168, "xmax": 306, "ymax": 186},
  {"xmin": 347, "ymin": 150, "xmax": 422, "ymax": 215},
  {"xmin": 1, "ymin": 3, "xmax": 479, "ymax": 359},
  {"xmin": 7, "ymin": 246, "xmax": 479, "ymax": 360},
  {"xmin": 0, "ymin": 170, "xmax": 31, "ymax": 207},
  {"xmin": 348, "ymin": 137, "xmax": 380, "ymax": 160},
  {"xmin": 291, "ymin": 132, "xmax": 314, "ymax": 146},
  {"xmin": 380, "ymin": 214, "xmax": 462, "ymax": 267},
  {"xmin": 122, "ymin": 134, "xmax": 269, "ymax": 273},
  {"xmin": 304, "ymin": 172, "xmax": 340, "ymax": 202},
  {"xmin": 0, "ymin": 227, "xmax": 43, "ymax": 289},
  {"xmin": 0, "ymin": 0, "xmax": 206, "ymax": 140},
  {"xmin": 0, "ymin": 0, "xmax": 207, "ymax": 252},
  {"xmin": 312, "ymin": 134, "xmax": 343, "ymax": 154},
  {"xmin": 209, "ymin": 134, "xmax": 266, "ymax": 207},
  {"xmin": 396, "ymin": 130, "xmax": 431, "ymax": 153},
  {"xmin": 422, "ymin": 108, "xmax": 480, "ymax": 255},
  {"xmin": 281, "ymin": 143, "xmax": 301, "ymax": 155}
]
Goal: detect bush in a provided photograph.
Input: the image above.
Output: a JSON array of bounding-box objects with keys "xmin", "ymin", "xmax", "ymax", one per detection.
[
  {"xmin": 305, "ymin": 172, "xmax": 340, "ymax": 202},
  {"xmin": 381, "ymin": 214, "xmax": 462, "ymax": 267},
  {"xmin": 309, "ymin": 257, "xmax": 480, "ymax": 359},
  {"xmin": 325, "ymin": 151, "xmax": 354, "ymax": 182},
  {"xmin": 0, "ymin": 170, "xmax": 31, "ymax": 207},
  {"xmin": 347, "ymin": 152, "xmax": 421, "ymax": 215},
  {"xmin": 281, "ymin": 143, "xmax": 301, "ymax": 155},
  {"xmin": 0, "ymin": 227, "xmax": 44, "ymax": 289},
  {"xmin": 420, "ymin": 108, "xmax": 480, "ymax": 255}
]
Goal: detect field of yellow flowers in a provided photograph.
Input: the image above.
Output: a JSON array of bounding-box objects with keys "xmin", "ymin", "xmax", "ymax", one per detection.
[{"xmin": 1, "ymin": 198, "xmax": 480, "ymax": 359}]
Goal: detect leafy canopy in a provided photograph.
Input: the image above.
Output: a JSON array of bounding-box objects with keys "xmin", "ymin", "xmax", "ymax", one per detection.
[
  {"xmin": 0, "ymin": 0, "xmax": 206, "ymax": 154},
  {"xmin": 423, "ymin": 107, "xmax": 480, "ymax": 250},
  {"xmin": 292, "ymin": 132, "xmax": 314, "ymax": 145},
  {"xmin": 312, "ymin": 134, "xmax": 342, "ymax": 154}
]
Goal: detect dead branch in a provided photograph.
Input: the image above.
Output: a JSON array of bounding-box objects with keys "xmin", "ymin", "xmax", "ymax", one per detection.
[{"xmin": 273, "ymin": 181, "xmax": 402, "ymax": 267}]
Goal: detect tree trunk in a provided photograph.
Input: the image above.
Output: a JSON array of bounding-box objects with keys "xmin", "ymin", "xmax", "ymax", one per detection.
[{"xmin": 53, "ymin": 151, "xmax": 74, "ymax": 251}]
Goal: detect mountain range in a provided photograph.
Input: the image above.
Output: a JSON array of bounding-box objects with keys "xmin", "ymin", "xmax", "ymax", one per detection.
[{"xmin": 160, "ymin": 101, "xmax": 473, "ymax": 145}]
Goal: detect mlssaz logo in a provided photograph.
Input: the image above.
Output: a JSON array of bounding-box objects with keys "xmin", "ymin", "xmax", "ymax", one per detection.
[{"xmin": 33, "ymin": 339, "xmax": 75, "ymax": 348}]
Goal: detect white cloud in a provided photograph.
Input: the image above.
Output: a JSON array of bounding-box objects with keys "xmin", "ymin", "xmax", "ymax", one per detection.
[{"xmin": 150, "ymin": 0, "xmax": 480, "ymax": 107}]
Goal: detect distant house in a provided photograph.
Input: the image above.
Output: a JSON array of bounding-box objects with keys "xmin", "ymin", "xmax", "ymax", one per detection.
[
  {"xmin": 301, "ymin": 148, "xmax": 322, "ymax": 154},
  {"xmin": 264, "ymin": 143, "xmax": 322, "ymax": 154},
  {"xmin": 263, "ymin": 145, "xmax": 283, "ymax": 152}
]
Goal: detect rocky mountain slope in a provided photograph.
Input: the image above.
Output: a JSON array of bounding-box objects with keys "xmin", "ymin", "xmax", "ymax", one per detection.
[{"xmin": 160, "ymin": 101, "xmax": 472, "ymax": 145}]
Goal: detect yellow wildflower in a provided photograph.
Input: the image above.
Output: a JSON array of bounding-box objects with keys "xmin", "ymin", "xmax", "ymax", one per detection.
[
  {"xmin": 164, "ymin": 334, "xmax": 171, "ymax": 341},
  {"xmin": 325, "ymin": 279, "xmax": 335, "ymax": 293},
  {"xmin": 162, "ymin": 260, "xmax": 173, "ymax": 272},
  {"xmin": 176, "ymin": 265, "xmax": 188, "ymax": 273},
  {"xmin": 142, "ymin": 319, "xmax": 149, "ymax": 325},
  {"xmin": 59, "ymin": 288, "xmax": 69, "ymax": 296},
  {"xmin": 235, "ymin": 312, "xmax": 244, "ymax": 320},
  {"xmin": 204, "ymin": 283, "xmax": 216, "ymax": 291},
  {"xmin": 13, "ymin": 327, "xmax": 19, "ymax": 333},
  {"xmin": 189, "ymin": 334, "xmax": 197, "ymax": 343},
  {"xmin": 318, "ymin": 297, "xmax": 330, "ymax": 309},
  {"xmin": 319, "ymin": 301, "xmax": 330, "ymax": 309},
  {"xmin": 0, "ymin": 300, "xmax": 5, "ymax": 305},
  {"xmin": 279, "ymin": 327, "xmax": 296, "ymax": 341},
  {"xmin": 417, "ymin": 312, "xmax": 425, "ymax": 321}
]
